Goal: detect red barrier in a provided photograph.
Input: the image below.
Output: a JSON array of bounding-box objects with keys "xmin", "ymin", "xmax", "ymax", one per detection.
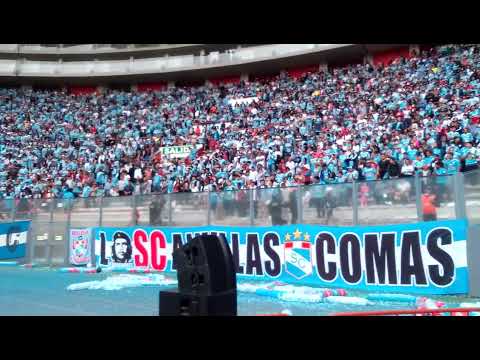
[
  {"xmin": 287, "ymin": 65, "xmax": 318, "ymax": 79},
  {"xmin": 69, "ymin": 86, "xmax": 98, "ymax": 96},
  {"xmin": 209, "ymin": 75, "xmax": 241, "ymax": 86},
  {"xmin": 373, "ymin": 47, "xmax": 411, "ymax": 67},
  {"xmin": 250, "ymin": 73, "xmax": 279, "ymax": 83},
  {"xmin": 137, "ymin": 82, "xmax": 167, "ymax": 92},
  {"xmin": 331, "ymin": 307, "xmax": 480, "ymax": 316}
]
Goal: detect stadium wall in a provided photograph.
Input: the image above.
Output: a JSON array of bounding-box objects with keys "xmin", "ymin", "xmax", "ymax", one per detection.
[{"xmin": 0, "ymin": 44, "xmax": 412, "ymax": 87}]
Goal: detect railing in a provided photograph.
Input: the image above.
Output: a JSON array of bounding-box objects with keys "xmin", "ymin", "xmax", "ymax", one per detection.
[
  {"xmin": 0, "ymin": 44, "xmax": 352, "ymax": 77},
  {"xmin": 1, "ymin": 169, "xmax": 478, "ymax": 266},
  {"xmin": 331, "ymin": 307, "xmax": 480, "ymax": 316},
  {"xmin": 0, "ymin": 44, "xmax": 201, "ymax": 54},
  {"xmin": 1, "ymin": 172, "xmax": 471, "ymax": 227}
]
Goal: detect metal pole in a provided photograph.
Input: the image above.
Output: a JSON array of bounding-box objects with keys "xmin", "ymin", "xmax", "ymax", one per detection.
[
  {"xmin": 27, "ymin": 225, "xmax": 34, "ymax": 264},
  {"xmin": 46, "ymin": 201, "xmax": 53, "ymax": 266},
  {"xmin": 64, "ymin": 199, "xmax": 72, "ymax": 266},
  {"xmin": 352, "ymin": 181, "xmax": 359, "ymax": 225},
  {"xmin": 415, "ymin": 173, "xmax": 423, "ymax": 221},
  {"xmin": 168, "ymin": 193, "xmax": 173, "ymax": 226},
  {"xmin": 26, "ymin": 199, "xmax": 36, "ymax": 264},
  {"xmin": 24, "ymin": 199, "xmax": 32, "ymax": 264},
  {"xmin": 467, "ymin": 225, "xmax": 480, "ymax": 297},
  {"xmin": 207, "ymin": 192, "xmax": 212, "ymax": 226},
  {"xmin": 44, "ymin": 223, "xmax": 52, "ymax": 267},
  {"xmin": 454, "ymin": 172, "xmax": 467, "ymax": 220},
  {"xmin": 249, "ymin": 189, "xmax": 254, "ymax": 226},
  {"xmin": 296, "ymin": 187, "xmax": 303, "ymax": 224},
  {"xmin": 98, "ymin": 196, "xmax": 103, "ymax": 227},
  {"xmin": 10, "ymin": 199, "xmax": 16, "ymax": 222},
  {"xmin": 90, "ymin": 227, "xmax": 96, "ymax": 267},
  {"xmin": 49, "ymin": 198, "xmax": 54, "ymax": 223},
  {"xmin": 132, "ymin": 194, "xmax": 138, "ymax": 226}
]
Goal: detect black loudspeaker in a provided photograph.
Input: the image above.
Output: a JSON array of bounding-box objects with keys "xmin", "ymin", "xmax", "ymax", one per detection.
[
  {"xmin": 159, "ymin": 289, "xmax": 237, "ymax": 316},
  {"xmin": 174, "ymin": 234, "xmax": 236, "ymax": 295},
  {"xmin": 159, "ymin": 234, "xmax": 237, "ymax": 316}
]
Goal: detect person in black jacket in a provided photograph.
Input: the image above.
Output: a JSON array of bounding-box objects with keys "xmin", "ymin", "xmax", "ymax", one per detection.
[
  {"xmin": 378, "ymin": 154, "xmax": 388, "ymax": 179},
  {"xmin": 379, "ymin": 155, "xmax": 400, "ymax": 179},
  {"xmin": 287, "ymin": 187, "xmax": 298, "ymax": 224},
  {"xmin": 387, "ymin": 157, "xmax": 400, "ymax": 178},
  {"xmin": 268, "ymin": 188, "xmax": 286, "ymax": 226},
  {"xmin": 324, "ymin": 188, "xmax": 336, "ymax": 224},
  {"xmin": 149, "ymin": 196, "xmax": 166, "ymax": 226}
]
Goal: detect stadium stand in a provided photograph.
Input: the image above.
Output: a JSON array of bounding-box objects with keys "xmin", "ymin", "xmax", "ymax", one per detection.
[{"xmin": 0, "ymin": 44, "xmax": 479, "ymax": 207}]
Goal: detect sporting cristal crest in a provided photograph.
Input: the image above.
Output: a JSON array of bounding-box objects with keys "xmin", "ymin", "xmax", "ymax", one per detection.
[
  {"xmin": 284, "ymin": 229, "xmax": 313, "ymax": 280},
  {"xmin": 72, "ymin": 236, "xmax": 89, "ymax": 264}
]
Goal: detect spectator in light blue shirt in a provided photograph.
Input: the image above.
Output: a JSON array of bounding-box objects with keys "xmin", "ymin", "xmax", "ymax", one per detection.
[
  {"xmin": 63, "ymin": 188, "xmax": 75, "ymax": 200},
  {"xmin": 81, "ymin": 185, "xmax": 92, "ymax": 198},
  {"xmin": 461, "ymin": 128, "xmax": 474, "ymax": 144},
  {"xmin": 362, "ymin": 162, "xmax": 377, "ymax": 181},
  {"xmin": 444, "ymin": 153, "xmax": 460, "ymax": 174}
]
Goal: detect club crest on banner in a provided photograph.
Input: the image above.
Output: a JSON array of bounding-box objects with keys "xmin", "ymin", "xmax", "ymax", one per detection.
[
  {"xmin": 69, "ymin": 229, "xmax": 92, "ymax": 266},
  {"xmin": 72, "ymin": 236, "xmax": 89, "ymax": 264},
  {"xmin": 284, "ymin": 229, "xmax": 313, "ymax": 280}
]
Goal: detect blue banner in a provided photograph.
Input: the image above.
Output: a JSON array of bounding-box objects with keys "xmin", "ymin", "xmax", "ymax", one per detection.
[
  {"xmin": 92, "ymin": 220, "xmax": 469, "ymax": 295},
  {"xmin": 0, "ymin": 221, "xmax": 30, "ymax": 260}
]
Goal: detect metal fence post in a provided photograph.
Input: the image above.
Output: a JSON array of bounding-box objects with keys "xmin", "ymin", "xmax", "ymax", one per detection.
[
  {"xmin": 46, "ymin": 200, "xmax": 54, "ymax": 266},
  {"xmin": 352, "ymin": 181, "xmax": 359, "ymax": 225},
  {"xmin": 64, "ymin": 199, "xmax": 72, "ymax": 266},
  {"xmin": 132, "ymin": 194, "xmax": 138, "ymax": 226},
  {"xmin": 296, "ymin": 187, "xmax": 303, "ymax": 224},
  {"xmin": 415, "ymin": 173, "xmax": 423, "ymax": 221},
  {"xmin": 207, "ymin": 192, "xmax": 212, "ymax": 226},
  {"xmin": 27, "ymin": 226, "xmax": 34, "ymax": 264},
  {"xmin": 454, "ymin": 172, "xmax": 467, "ymax": 220},
  {"xmin": 249, "ymin": 189, "xmax": 254, "ymax": 226},
  {"xmin": 10, "ymin": 199, "xmax": 16, "ymax": 222},
  {"xmin": 467, "ymin": 223, "xmax": 480, "ymax": 296},
  {"xmin": 49, "ymin": 199, "xmax": 54, "ymax": 223},
  {"xmin": 168, "ymin": 193, "xmax": 173, "ymax": 226},
  {"xmin": 90, "ymin": 226, "xmax": 96, "ymax": 267},
  {"xmin": 99, "ymin": 196, "xmax": 103, "ymax": 227},
  {"xmin": 25, "ymin": 199, "xmax": 33, "ymax": 263},
  {"xmin": 27, "ymin": 200, "xmax": 36, "ymax": 264}
]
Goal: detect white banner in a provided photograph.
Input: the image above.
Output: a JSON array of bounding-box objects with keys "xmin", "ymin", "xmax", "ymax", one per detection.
[
  {"xmin": 159, "ymin": 145, "xmax": 193, "ymax": 159},
  {"xmin": 69, "ymin": 228, "xmax": 92, "ymax": 266},
  {"xmin": 228, "ymin": 97, "xmax": 258, "ymax": 107}
]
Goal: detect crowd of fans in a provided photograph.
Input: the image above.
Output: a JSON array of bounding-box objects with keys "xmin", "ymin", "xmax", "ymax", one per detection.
[{"xmin": 1, "ymin": 44, "xmax": 480, "ymax": 207}]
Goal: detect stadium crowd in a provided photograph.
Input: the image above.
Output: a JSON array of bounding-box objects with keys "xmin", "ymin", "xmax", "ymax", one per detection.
[{"xmin": 0, "ymin": 44, "xmax": 480, "ymax": 205}]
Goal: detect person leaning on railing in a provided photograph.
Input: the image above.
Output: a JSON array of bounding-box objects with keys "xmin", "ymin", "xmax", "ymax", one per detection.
[
  {"xmin": 433, "ymin": 161, "xmax": 448, "ymax": 204},
  {"xmin": 400, "ymin": 159, "xmax": 415, "ymax": 177},
  {"xmin": 462, "ymin": 142, "xmax": 479, "ymax": 185}
]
